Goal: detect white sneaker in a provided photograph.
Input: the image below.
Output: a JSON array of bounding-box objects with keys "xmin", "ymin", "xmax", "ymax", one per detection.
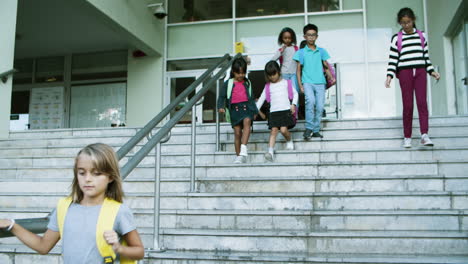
[
  {"xmin": 240, "ymin": 144, "xmax": 248, "ymax": 157},
  {"xmin": 286, "ymin": 140, "xmax": 294, "ymax": 150},
  {"xmin": 403, "ymin": 138, "xmax": 412, "ymax": 148},
  {"xmin": 234, "ymin": 155, "xmax": 243, "ymax": 164},
  {"xmin": 421, "ymin": 134, "xmax": 434, "ymax": 146},
  {"xmin": 264, "ymin": 151, "xmax": 274, "ymax": 162}
]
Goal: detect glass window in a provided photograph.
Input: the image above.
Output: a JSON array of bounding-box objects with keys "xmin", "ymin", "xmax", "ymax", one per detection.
[
  {"xmin": 168, "ymin": 0, "xmax": 232, "ymax": 23},
  {"xmin": 236, "ymin": 0, "xmax": 304, "ymax": 18},
  {"xmin": 72, "ymin": 51, "xmax": 127, "ymax": 81},
  {"xmin": 70, "ymin": 83, "xmax": 126, "ymax": 128},
  {"xmin": 13, "ymin": 59, "xmax": 33, "ymax": 85},
  {"xmin": 35, "ymin": 57, "xmax": 64, "ymax": 83},
  {"xmin": 308, "ymin": 0, "xmax": 339, "ymax": 13}
]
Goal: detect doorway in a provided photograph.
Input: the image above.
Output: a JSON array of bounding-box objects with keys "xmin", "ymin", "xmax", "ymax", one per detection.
[
  {"xmin": 166, "ymin": 70, "xmax": 220, "ymax": 124},
  {"xmin": 452, "ymin": 18, "xmax": 468, "ymax": 115}
]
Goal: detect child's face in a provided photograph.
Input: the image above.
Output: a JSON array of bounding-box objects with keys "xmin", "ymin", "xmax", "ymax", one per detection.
[
  {"xmin": 304, "ymin": 29, "xmax": 318, "ymax": 46},
  {"xmin": 268, "ymin": 72, "xmax": 281, "ymax": 83},
  {"xmin": 399, "ymin": 16, "xmax": 414, "ymax": 32},
  {"xmin": 233, "ymin": 69, "xmax": 246, "ymax": 82},
  {"xmin": 76, "ymin": 154, "xmax": 113, "ymax": 203},
  {"xmin": 282, "ymin": 32, "xmax": 293, "ymax": 46}
]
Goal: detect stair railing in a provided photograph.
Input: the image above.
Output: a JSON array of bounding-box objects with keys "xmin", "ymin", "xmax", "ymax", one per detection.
[{"xmin": 0, "ymin": 53, "xmax": 241, "ymax": 253}]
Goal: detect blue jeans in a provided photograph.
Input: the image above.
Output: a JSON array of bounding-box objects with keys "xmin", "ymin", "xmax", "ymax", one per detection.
[
  {"xmin": 282, "ymin": 73, "xmax": 300, "ymax": 108},
  {"xmin": 303, "ymin": 83, "xmax": 325, "ymax": 132}
]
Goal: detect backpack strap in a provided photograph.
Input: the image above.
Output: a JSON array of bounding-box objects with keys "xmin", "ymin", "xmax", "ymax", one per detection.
[
  {"xmin": 397, "ymin": 31, "xmax": 403, "ymax": 53},
  {"xmin": 287, "ymin": 79, "xmax": 293, "ymax": 102},
  {"xmin": 416, "ymin": 29, "xmax": 425, "ymax": 49},
  {"xmin": 96, "ymin": 198, "xmax": 121, "ymax": 263},
  {"xmin": 278, "ymin": 48, "xmax": 283, "ymax": 65},
  {"xmin": 57, "ymin": 197, "xmax": 73, "ymax": 238},
  {"xmin": 226, "ymin": 79, "xmax": 234, "ymax": 100},
  {"xmin": 294, "ymin": 45, "xmax": 299, "ymax": 51},
  {"xmin": 265, "ymin": 83, "xmax": 271, "ymax": 103}
]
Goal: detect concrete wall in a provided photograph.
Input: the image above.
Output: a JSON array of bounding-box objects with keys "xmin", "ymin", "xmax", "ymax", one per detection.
[
  {"xmin": 0, "ymin": 0, "xmax": 18, "ymax": 139},
  {"xmin": 426, "ymin": 0, "xmax": 463, "ymax": 115},
  {"xmin": 126, "ymin": 51, "xmax": 165, "ymax": 127},
  {"xmin": 84, "ymin": 0, "xmax": 166, "ymax": 127},
  {"xmin": 85, "ymin": 0, "xmax": 164, "ymax": 56}
]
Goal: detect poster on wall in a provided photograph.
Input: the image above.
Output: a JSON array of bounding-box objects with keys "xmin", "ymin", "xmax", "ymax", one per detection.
[{"xmin": 29, "ymin": 86, "xmax": 64, "ymax": 130}]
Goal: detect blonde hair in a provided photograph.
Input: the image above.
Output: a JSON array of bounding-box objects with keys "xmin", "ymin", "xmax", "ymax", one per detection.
[{"xmin": 71, "ymin": 143, "xmax": 124, "ymax": 203}]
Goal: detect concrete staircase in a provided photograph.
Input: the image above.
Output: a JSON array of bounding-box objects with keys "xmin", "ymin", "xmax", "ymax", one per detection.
[{"xmin": 0, "ymin": 116, "xmax": 467, "ymax": 264}]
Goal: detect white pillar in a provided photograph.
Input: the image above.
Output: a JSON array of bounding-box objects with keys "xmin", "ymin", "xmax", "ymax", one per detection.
[{"xmin": 0, "ymin": 0, "xmax": 18, "ymax": 139}]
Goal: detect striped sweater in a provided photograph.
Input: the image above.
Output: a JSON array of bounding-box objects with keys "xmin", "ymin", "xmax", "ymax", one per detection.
[{"xmin": 386, "ymin": 29, "xmax": 435, "ymax": 79}]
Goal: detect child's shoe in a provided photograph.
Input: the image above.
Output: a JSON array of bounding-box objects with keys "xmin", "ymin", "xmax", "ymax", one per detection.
[
  {"xmin": 312, "ymin": 132, "xmax": 323, "ymax": 138},
  {"xmin": 264, "ymin": 151, "xmax": 274, "ymax": 162},
  {"xmin": 421, "ymin": 134, "xmax": 434, "ymax": 146},
  {"xmin": 234, "ymin": 155, "xmax": 244, "ymax": 164},
  {"xmin": 303, "ymin": 129, "xmax": 313, "ymax": 139},
  {"xmin": 286, "ymin": 140, "xmax": 294, "ymax": 150},
  {"xmin": 403, "ymin": 138, "xmax": 412, "ymax": 148},
  {"xmin": 240, "ymin": 144, "xmax": 248, "ymax": 156}
]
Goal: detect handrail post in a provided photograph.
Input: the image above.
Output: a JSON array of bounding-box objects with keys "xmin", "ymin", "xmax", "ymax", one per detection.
[
  {"xmin": 190, "ymin": 105, "xmax": 197, "ymax": 192},
  {"xmin": 215, "ymin": 78, "xmax": 220, "ymax": 152},
  {"xmin": 152, "ymin": 142, "xmax": 165, "ymax": 252}
]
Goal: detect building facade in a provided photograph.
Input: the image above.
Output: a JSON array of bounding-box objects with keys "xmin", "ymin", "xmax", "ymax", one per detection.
[{"xmin": 0, "ymin": 0, "xmax": 466, "ymax": 138}]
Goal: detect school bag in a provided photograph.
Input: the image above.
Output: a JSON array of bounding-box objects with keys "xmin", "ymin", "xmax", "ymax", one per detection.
[
  {"xmin": 224, "ymin": 78, "xmax": 253, "ymax": 123},
  {"xmin": 264, "ymin": 79, "xmax": 297, "ymax": 124},
  {"xmin": 57, "ymin": 197, "xmax": 136, "ymax": 264},
  {"xmin": 278, "ymin": 45, "xmax": 299, "ymax": 65},
  {"xmin": 296, "ymin": 48, "xmax": 336, "ymax": 89}
]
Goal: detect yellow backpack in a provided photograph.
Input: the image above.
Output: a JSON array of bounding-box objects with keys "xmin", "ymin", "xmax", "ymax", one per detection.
[{"xmin": 57, "ymin": 197, "xmax": 136, "ymax": 264}]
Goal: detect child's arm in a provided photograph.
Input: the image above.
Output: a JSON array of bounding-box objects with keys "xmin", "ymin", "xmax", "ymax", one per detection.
[
  {"xmin": 0, "ymin": 219, "xmax": 60, "ymax": 254},
  {"xmin": 296, "ymin": 62, "xmax": 304, "ymax": 93},
  {"xmin": 255, "ymin": 88, "xmax": 266, "ymax": 111},
  {"xmin": 217, "ymin": 81, "xmax": 228, "ymax": 113},
  {"xmin": 104, "ymin": 230, "xmax": 144, "ymax": 260}
]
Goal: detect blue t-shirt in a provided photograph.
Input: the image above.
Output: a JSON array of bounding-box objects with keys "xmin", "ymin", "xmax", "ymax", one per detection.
[
  {"xmin": 293, "ymin": 45, "xmax": 330, "ymax": 85},
  {"xmin": 48, "ymin": 202, "xmax": 136, "ymax": 264}
]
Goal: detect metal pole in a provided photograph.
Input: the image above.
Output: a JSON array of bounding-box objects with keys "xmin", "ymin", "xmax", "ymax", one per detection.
[
  {"xmin": 215, "ymin": 78, "xmax": 220, "ymax": 152},
  {"xmin": 152, "ymin": 142, "xmax": 165, "ymax": 252},
  {"xmin": 190, "ymin": 105, "xmax": 197, "ymax": 192}
]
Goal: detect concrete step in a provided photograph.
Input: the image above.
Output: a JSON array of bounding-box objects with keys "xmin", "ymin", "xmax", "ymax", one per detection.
[
  {"xmin": 2, "ymin": 207, "xmax": 466, "ymax": 232},
  {"xmin": 1, "ymin": 191, "xmax": 466, "ymax": 211},
  {"xmin": 8, "ymin": 115, "xmax": 467, "ymax": 139},
  {"xmin": 146, "ymin": 251, "xmax": 468, "ymax": 264},
  {"xmin": 2, "ymin": 146, "xmax": 468, "ymax": 169},
  {"xmin": 2, "ymin": 174, "xmax": 467, "ymax": 194},
  {"xmin": 221, "ymin": 135, "xmax": 468, "ymax": 153},
  {"xmin": 2, "ymin": 159, "xmax": 466, "ymax": 181},
  {"xmin": 160, "ymin": 229, "xmax": 468, "ymax": 255},
  {"xmin": 229, "ymin": 124, "xmax": 468, "ymax": 141},
  {"xmin": 2, "ymin": 245, "xmax": 467, "ymax": 264}
]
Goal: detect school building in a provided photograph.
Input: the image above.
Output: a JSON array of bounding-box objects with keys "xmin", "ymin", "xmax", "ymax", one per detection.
[{"xmin": 0, "ymin": 0, "xmax": 467, "ymax": 138}]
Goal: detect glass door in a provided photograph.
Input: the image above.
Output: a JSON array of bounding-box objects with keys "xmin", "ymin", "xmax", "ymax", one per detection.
[
  {"xmin": 453, "ymin": 19, "xmax": 468, "ymax": 115},
  {"xmin": 166, "ymin": 70, "xmax": 219, "ymax": 124}
]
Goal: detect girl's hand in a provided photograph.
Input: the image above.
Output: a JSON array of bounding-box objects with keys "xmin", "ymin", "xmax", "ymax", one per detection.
[
  {"xmin": 0, "ymin": 219, "xmax": 13, "ymax": 229},
  {"xmin": 218, "ymin": 108, "xmax": 225, "ymax": 113},
  {"xmin": 290, "ymin": 105, "xmax": 296, "ymax": 114},
  {"xmin": 258, "ymin": 111, "xmax": 266, "ymax": 120},
  {"xmin": 299, "ymin": 85, "xmax": 304, "ymax": 93},
  {"xmin": 385, "ymin": 76, "xmax": 392, "ymax": 88},
  {"xmin": 104, "ymin": 230, "xmax": 122, "ymax": 253},
  {"xmin": 431, "ymin": 72, "xmax": 440, "ymax": 81}
]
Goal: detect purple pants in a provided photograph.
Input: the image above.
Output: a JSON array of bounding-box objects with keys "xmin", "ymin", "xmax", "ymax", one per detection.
[{"xmin": 397, "ymin": 68, "xmax": 429, "ymax": 138}]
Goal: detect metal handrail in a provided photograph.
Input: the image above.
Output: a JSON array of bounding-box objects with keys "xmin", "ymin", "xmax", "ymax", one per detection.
[
  {"xmin": 0, "ymin": 69, "xmax": 18, "ymax": 83},
  {"xmin": 0, "ymin": 54, "xmax": 241, "ymax": 249},
  {"xmin": 116, "ymin": 53, "xmax": 230, "ymax": 161}
]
